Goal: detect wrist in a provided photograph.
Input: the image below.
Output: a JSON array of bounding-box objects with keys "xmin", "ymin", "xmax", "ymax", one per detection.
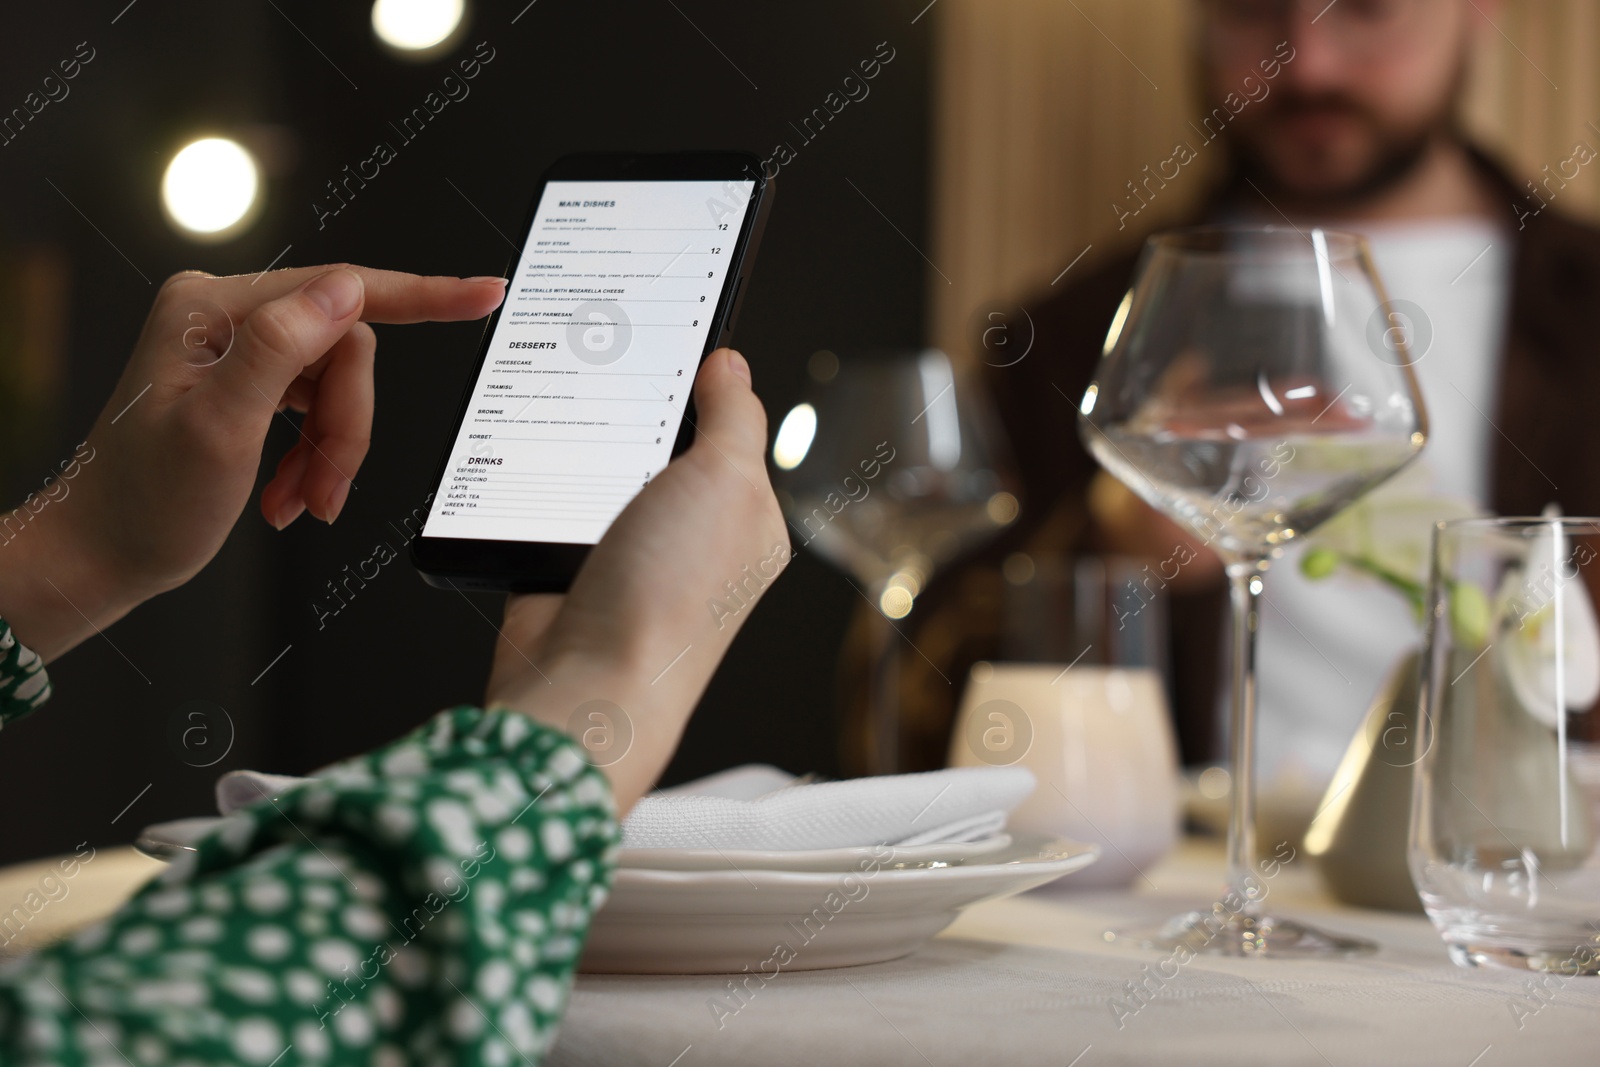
[
  {"xmin": 0, "ymin": 501, "xmax": 143, "ymax": 663},
  {"xmin": 490, "ymin": 642, "xmax": 698, "ymax": 816}
]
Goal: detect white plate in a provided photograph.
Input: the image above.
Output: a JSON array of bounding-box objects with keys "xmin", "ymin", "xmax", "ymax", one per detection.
[
  {"xmin": 581, "ymin": 834, "xmax": 1098, "ymax": 974},
  {"xmin": 617, "ymin": 833, "xmax": 1013, "ymax": 873}
]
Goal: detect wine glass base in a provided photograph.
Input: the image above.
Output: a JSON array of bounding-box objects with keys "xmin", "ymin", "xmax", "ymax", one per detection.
[
  {"xmin": 1106, "ymin": 909, "xmax": 1377, "ymax": 958},
  {"xmin": 1446, "ymin": 941, "xmax": 1600, "ymax": 974}
]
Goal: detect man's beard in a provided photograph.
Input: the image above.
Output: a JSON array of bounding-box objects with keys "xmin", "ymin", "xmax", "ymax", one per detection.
[{"xmin": 1225, "ymin": 89, "xmax": 1457, "ymax": 209}]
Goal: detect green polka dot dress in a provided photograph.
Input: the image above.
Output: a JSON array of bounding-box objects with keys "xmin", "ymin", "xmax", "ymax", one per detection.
[
  {"xmin": 0, "ymin": 620, "xmax": 50, "ymax": 728},
  {"xmin": 0, "ymin": 630, "xmax": 619, "ymax": 1066}
]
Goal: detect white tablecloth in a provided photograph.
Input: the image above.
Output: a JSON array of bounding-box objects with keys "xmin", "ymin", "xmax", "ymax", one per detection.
[
  {"xmin": 0, "ymin": 848, "xmax": 164, "ymax": 959},
  {"xmin": 2, "ymin": 841, "xmax": 1594, "ymax": 1064},
  {"xmin": 549, "ymin": 839, "xmax": 1600, "ymax": 1066}
]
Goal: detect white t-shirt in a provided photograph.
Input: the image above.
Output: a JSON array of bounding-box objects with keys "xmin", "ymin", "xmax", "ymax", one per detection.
[{"xmin": 1254, "ymin": 218, "xmax": 1510, "ymax": 785}]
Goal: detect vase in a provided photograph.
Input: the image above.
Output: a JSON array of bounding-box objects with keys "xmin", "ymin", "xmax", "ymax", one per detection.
[{"xmin": 1304, "ymin": 649, "xmax": 1424, "ymax": 913}]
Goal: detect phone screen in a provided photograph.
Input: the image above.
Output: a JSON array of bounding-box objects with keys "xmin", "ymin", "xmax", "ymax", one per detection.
[{"xmin": 421, "ymin": 178, "xmax": 756, "ymax": 546}]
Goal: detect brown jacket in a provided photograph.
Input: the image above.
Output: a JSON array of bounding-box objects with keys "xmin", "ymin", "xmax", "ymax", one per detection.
[{"xmin": 842, "ymin": 148, "xmax": 1600, "ymax": 774}]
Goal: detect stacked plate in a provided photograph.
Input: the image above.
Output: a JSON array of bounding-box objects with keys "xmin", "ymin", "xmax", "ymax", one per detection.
[
  {"xmin": 135, "ymin": 764, "xmax": 1100, "ymax": 975},
  {"xmin": 581, "ymin": 833, "xmax": 1098, "ymax": 974}
]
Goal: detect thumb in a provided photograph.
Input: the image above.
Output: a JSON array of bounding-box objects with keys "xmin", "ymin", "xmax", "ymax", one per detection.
[
  {"xmin": 688, "ymin": 348, "xmax": 768, "ymax": 480},
  {"xmin": 201, "ymin": 269, "xmax": 365, "ymax": 423}
]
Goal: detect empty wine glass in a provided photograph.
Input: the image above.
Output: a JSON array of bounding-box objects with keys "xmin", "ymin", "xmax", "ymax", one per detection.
[
  {"xmin": 772, "ymin": 348, "xmax": 1019, "ymax": 773},
  {"xmin": 1081, "ymin": 226, "xmax": 1427, "ymax": 956}
]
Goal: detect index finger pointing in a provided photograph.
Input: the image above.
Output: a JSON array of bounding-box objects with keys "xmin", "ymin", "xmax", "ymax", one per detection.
[{"xmin": 207, "ymin": 264, "xmax": 507, "ymax": 324}]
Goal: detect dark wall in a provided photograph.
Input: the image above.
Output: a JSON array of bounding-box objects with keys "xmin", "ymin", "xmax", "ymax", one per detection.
[{"xmin": 0, "ymin": 0, "xmax": 932, "ymax": 864}]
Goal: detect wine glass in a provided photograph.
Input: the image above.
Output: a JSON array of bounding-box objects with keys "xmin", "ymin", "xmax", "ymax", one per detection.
[
  {"xmin": 1080, "ymin": 225, "xmax": 1428, "ymax": 956},
  {"xmin": 772, "ymin": 348, "xmax": 1020, "ymax": 773}
]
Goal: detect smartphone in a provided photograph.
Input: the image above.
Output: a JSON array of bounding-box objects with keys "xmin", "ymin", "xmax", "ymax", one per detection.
[{"xmin": 411, "ymin": 151, "xmax": 774, "ymax": 592}]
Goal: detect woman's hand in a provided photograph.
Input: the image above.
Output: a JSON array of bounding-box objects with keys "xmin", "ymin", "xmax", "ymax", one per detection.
[
  {"xmin": 485, "ymin": 348, "xmax": 790, "ymax": 813},
  {"xmin": 0, "ymin": 265, "xmax": 506, "ymax": 662}
]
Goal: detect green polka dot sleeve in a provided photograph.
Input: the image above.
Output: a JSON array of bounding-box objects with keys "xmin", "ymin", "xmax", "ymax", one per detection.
[
  {"xmin": 0, "ymin": 619, "xmax": 50, "ymax": 728},
  {"xmin": 0, "ymin": 705, "xmax": 620, "ymax": 1066}
]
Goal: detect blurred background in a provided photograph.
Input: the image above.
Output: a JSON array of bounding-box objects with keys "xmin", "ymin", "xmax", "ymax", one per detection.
[{"xmin": 0, "ymin": 0, "xmax": 1596, "ymax": 866}]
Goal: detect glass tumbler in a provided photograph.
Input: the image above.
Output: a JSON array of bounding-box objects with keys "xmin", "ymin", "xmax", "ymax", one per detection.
[{"xmin": 1411, "ymin": 517, "xmax": 1600, "ymax": 973}]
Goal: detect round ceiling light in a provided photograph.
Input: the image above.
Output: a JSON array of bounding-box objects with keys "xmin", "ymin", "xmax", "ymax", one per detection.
[
  {"xmin": 161, "ymin": 137, "xmax": 261, "ymax": 241},
  {"xmin": 372, "ymin": 0, "xmax": 467, "ymax": 54}
]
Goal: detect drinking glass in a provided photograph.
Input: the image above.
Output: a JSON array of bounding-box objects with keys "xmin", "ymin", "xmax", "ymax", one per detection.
[
  {"xmin": 1080, "ymin": 225, "xmax": 1427, "ymax": 956},
  {"xmin": 771, "ymin": 348, "xmax": 1019, "ymax": 772},
  {"xmin": 951, "ymin": 554, "xmax": 1183, "ymax": 888},
  {"xmin": 1411, "ymin": 517, "xmax": 1600, "ymax": 973}
]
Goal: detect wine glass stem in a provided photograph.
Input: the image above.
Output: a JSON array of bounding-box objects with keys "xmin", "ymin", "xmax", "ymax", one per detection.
[
  {"xmin": 870, "ymin": 608, "xmax": 902, "ymax": 774},
  {"xmin": 1224, "ymin": 559, "xmax": 1268, "ymax": 912}
]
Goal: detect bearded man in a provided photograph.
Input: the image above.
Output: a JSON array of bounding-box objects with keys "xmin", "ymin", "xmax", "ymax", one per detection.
[{"xmin": 865, "ymin": 0, "xmax": 1600, "ymax": 784}]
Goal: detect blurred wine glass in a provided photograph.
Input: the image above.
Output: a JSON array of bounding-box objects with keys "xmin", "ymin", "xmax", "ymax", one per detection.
[{"xmin": 772, "ymin": 348, "xmax": 1020, "ymax": 772}]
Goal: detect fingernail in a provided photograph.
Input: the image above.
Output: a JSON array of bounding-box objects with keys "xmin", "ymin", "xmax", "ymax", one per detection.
[
  {"xmin": 726, "ymin": 349, "xmax": 751, "ymax": 384},
  {"xmin": 273, "ymin": 500, "xmax": 305, "ymax": 530},
  {"xmin": 304, "ymin": 269, "xmax": 363, "ymax": 319},
  {"xmin": 327, "ymin": 480, "xmax": 351, "ymax": 523},
  {"xmin": 466, "ymin": 276, "xmax": 509, "ymax": 287}
]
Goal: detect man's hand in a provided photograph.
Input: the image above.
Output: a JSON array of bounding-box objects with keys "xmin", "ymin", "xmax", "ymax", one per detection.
[
  {"xmin": 0, "ymin": 265, "xmax": 506, "ymax": 661},
  {"xmin": 484, "ymin": 348, "xmax": 790, "ymax": 814}
]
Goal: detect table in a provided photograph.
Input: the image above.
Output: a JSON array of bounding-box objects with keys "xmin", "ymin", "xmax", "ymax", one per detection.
[
  {"xmin": 1, "ymin": 841, "xmax": 1595, "ymax": 1064},
  {"xmin": 548, "ymin": 839, "xmax": 1600, "ymax": 1066},
  {"xmin": 0, "ymin": 846, "xmax": 163, "ymax": 959}
]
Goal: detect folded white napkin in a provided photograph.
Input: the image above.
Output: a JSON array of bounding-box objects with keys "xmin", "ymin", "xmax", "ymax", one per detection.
[
  {"xmin": 622, "ymin": 764, "xmax": 1036, "ymax": 851},
  {"xmin": 216, "ymin": 770, "xmax": 308, "ymax": 815},
  {"xmin": 215, "ymin": 764, "xmax": 1037, "ymax": 853}
]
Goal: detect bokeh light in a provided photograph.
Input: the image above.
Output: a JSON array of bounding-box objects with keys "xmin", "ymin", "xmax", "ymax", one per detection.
[
  {"xmin": 772, "ymin": 403, "xmax": 818, "ymax": 471},
  {"xmin": 161, "ymin": 137, "xmax": 261, "ymax": 241},
  {"xmin": 372, "ymin": 0, "xmax": 466, "ymax": 54}
]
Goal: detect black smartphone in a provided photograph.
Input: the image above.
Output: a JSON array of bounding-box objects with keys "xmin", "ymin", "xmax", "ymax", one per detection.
[{"xmin": 411, "ymin": 151, "xmax": 774, "ymax": 592}]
